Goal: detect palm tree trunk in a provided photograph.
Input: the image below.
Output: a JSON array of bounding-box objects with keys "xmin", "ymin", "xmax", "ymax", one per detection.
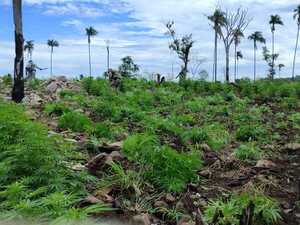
[
  {"xmin": 88, "ymin": 38, "xmax": 92, "ymax": 77},
  {"xmin": 50, "ymin": 47, "xmax": 53, "ymax": 76},
  {"xmin": 234, "ymin": 43, "xmax": 237, "ymax": 81},
  {"xmin": 12, "ymin": 0, "xmax": 24, "ymax": 103},
  {"xmin": 292, "ymin": 25, "xmax": 300, "ymax": 80},
  {"xmin": 271, "ymin": 30, "xmax": 275, "ymax": 79},
  {"xmin": 107, "ymin": 45, "xmax": 110, "ymax": 73},
  {"xmin": 237, "ymin": 59, "xmax": 239, "ymax": 80},
  {"xmin": 214, "ymin": 30, "xmax": 218, "ymax": 82},
  {"xmin": 225, "ymin": 46, "xmax": 230, "ymax": 82},
  {"xmin": 254, "ymin": 41, "xmax": 256, "ymax": 81}
]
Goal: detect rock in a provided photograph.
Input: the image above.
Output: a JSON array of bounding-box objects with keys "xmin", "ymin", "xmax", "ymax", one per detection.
[
  {"xmin": 165, "ymin": 193, "xmax": 176, "ymax": 203},
  {"xmin": 46, "ymin": 81, "xmax": 62, "ymax": 94},
  {"xmin": 82, "ymin": 195, "xmax": 103, "ymax": 204},
  {"xmin": 56, "ymin": 76, "xmax": 67, "ymax": 82},
  {"xmin": 176, "ymin": 201, "xmax": 185, "ymax": 211},
  {"xmin": 86, "ymin": 153, "xmax": 111, "ymax": 174},
  {"xmin": 199, "ymin": 144, "xmax": 211, "ymax": 152},
  {"xmin": 71, "ymin": 163, "xmax": 86, "ymax": 171},
  {"xmin": 110, "ymin": 151, "xmax": 124, "ymax": 161},
  {"xmin": 22, "ymin": 93, "xmax": 43, "ymax": 106},
  {"xmin": 198, "ymin": 169, "xmax": 212, "ymax": 179},
  {"xmin": 177, "ymin": 215, "xmax": 193, "ymax": 225},
  {"xmin": 284, "ymin": 143, "xmax": 300, "ymax": 151},
  {"xmin": 95, "ymin": 188, "xmax": 114, "ymax": 203},
  {"xmin": 255, "ymin": 159, "xmax": 276, "ymax": 169},
  {"xmin": 154, "ymin": 200, "xmax": 168, "ymax": 209},
  {"xmin": 100, "ymin": 141, "xmax": 123, "ymax": 153},
  {"xmin": 131, "ymin": 213, "xmax": 151, "ymax": 225}
]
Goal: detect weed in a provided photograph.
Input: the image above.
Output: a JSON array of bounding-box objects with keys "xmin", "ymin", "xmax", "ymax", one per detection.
[
  {"xmin": 58, "ymin": 111, "xmax": 92, "ymax": 132},
  {"xmin": 234, "ymin": 143, "xmax": 262, "ymax": 162}
]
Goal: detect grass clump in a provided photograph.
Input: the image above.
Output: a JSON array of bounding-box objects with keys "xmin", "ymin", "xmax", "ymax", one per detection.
[
  {"xmin": 234, "ymin": 143, "xmax": 262, "ymax": 162},
  {"xmin": 58, "ymin": 111, "xmax": 92, "ymax": 132},
  {"xmin": 204, "ymin": 192, "xmax": 281, "ymax": 225},
  {"xmin": 122, "ymin": 134, "xmax": 202, "ymax": 192},
  {"xmin": 44, "ymin": 102, "xmax": 70, "ymax": 117}
]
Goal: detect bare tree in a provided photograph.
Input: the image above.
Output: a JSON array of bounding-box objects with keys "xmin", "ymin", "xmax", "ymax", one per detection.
[
  {"xmin": 12, "ymin": 0, "xmax": 24, "ymax": 103},
  {"xmin": 189, "ymin": 54, "xmax": 207, "ymax": 79},
  {"xmin": 218, "ymin": 8, "xmax": 251, "ymax": 82},
  {"xmin": 166, "ymin": 21, "xmax": 194, "ymax": 82}
]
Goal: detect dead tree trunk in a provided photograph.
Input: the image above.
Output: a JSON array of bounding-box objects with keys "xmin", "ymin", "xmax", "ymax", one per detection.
[{"xmin": 12, "ymin": 0, "xmax": 24, "ymax": 103}]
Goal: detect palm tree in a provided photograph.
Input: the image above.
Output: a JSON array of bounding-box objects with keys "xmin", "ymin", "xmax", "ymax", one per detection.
[
  {"xmin": 278, "ymin": 63, "xmax": 285, "ymax": 77},
  {"xmin": 236, "ymin": 51, "xmax": 243, "ymax": 80},
  {"xmin": 233, "ymin": 28, "xmax": 244, "ymax": 81},
  {"xmin": 248, "ymin": 32, "xmax": 266, "ymax": 81},
  {"xmin": 24, "ymin": 40, "xmax": 34, "ymax": 60},
  {"xmin": 208, "ymin": 9, "xmax": 226, "ymax": 82},
  {"xmin": 269, "ymin": 15, "xmax": 284, "ymax": 79},
  {"xmin": 47, "ymin": 39, "xmax": 59, "ymax": 76},
  {"xmin": 292, "ymin": 5, "xmax": 300, "ymax": 80},
  {"xmin": 12, "ymin": 0, "xmax": 24, "ymax": 103},
  {"xmin": 85, "ymin": 26, "xmax": 98, "ymax": 77}
]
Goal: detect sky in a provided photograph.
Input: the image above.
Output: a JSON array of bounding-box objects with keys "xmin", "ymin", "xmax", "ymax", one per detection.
[{"xmin": 0, "ymin": 0, "xmax": 299, "ymax": 81}]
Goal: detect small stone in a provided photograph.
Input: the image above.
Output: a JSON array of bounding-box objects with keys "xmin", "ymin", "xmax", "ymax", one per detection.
[
  {"xmin": 176, "ymin": 201, "xmax": 185, "ymax": 211},
  {"xmin": 284, "ymin": 143, "xmax": 300, "ymax": 151},
  {"xmin": 165, "ymin": 193, "xmax": 176, "ymax": 203},
  {"xmin": 110, "ymin": 151, "xmax": 124, "ymax": 161},
  {"xmin": 255, "ymin": 159, "xmax": 276, "ymax": 169},
  {"xmin": 72, "ymin": 163, "xmax": 86, "ymax": 171},
  {"xmin": 131, "ymin": 213, "xmax": 151, "ymax": 225},
  {"xmin": 177, "ymin": 215, "xmax": 192, "ymax": 225},
  {"xmin": 154, "ymin": 200, "xmax": 168, "ymax": 209},
  {"xmin": 198, "ymin": 169, "xmax": 212, "ymax": 179}
]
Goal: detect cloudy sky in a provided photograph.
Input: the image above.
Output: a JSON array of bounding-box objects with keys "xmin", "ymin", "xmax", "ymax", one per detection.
[{"xmin": 0, "ymin": 0, "xmax": 299, "ymax": 80}]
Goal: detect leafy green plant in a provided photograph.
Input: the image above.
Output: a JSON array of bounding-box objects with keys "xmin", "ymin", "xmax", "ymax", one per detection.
[
  {"xmin": 58, "ymin": 111, "xmax": 92, "ymax": 132},
  {"xmin": 44, "ymin": 102, "xmax": 70, "ymax": 117},
  {"xmin": 204, "ymin": 192, "xmax": 281, "ymax": 225},
  {"xmin": 236, "ymin": 124, "xmax": 268, "ymax": 142},
  {"xmin": 234, "ymin": 143, "xmax": 262, "ymax": 162},
  {"xmin": 181, "ymin": 128, "xmax": 208, "ymax": 145},
  {"xmin": 90, "ymin": 122, "xmax": 112, "ymax": 139},
  {"xmin": 122, "ymin": 134, "xmax": 202, "ymax": 192}
]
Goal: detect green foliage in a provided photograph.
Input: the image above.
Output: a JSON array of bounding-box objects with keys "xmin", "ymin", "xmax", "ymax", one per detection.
[
  {"xmin": 27, "ymin": 78, "xmax": 42, "ymax": 90},
  {"xmin": 44, "ymin": 102, "xmax": 70, "ymax": 117},
  {"xmin": 181, "ymin": 128, "xmax": 209, "ymax": 145},
  {"xmin": 0, "ymin": 101, "xmax": 108, "ymax": 221},
  {"xmin": 122, "ymin": 134, "xmax": 202, "ymax": 192},
  {"xmin": 90, "ymin": 122, "xmax": 112, "ymax": 139},
  {"xmin": 58, "ymin": 112, "xmax": 92, "ymax": 132},
  {"xmin": 204, "ymin": 192, "xmax": 282, "ymax": 225},
  {"xmin": 118, "ymin": 56, "xmax": 140, "ymax": 78},
  {"xmin": 236, "ymin": 124, "xmax": 268, "ymax": 142},
  {"xmin": 234, "ymin": 143, "xmax": 262, "ymax": 162},
  {"xmin": 1, "ymin": 74, "xmax": 13, "ymax": 86},
  {"xmin": 99, "ymin": 162, "xmax": 142, "ymax": 193}
]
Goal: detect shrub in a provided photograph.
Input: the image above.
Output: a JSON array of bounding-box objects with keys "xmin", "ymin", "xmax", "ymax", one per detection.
[
  {"xmin": 122, "ymin": 134, "xmax": 202, "ymax": 192},
  {"xmin": 58, "ymin": 112, "xmax": 92, "ymax": 132},
  {"xmin": 90, "ymin": 100, "xmax": 116, "ymax": 120},
  {"xmin": 27, "ymin": 78, "xmax": 42, "ymax": 90},
  {"xmin": 236, "ymin": 124, "xmax": 268, "ymax": 142},
  {"xmin": 204, "ymin": 192, "xmax": 281, "ymax": 225},
  {"xmin": 234, "ymin": 143, "xmax": 262, "ymax": 162},
  {"xmin": 90, "ymin": 122, "xmax": 112, "ymax": 139},
  {"xmin": 181, "ymin": 128, "xmax": 209, "ymax": 145},
  {"xmin": 44, "ymin": 102, "xmax": 70, "ymax": 117},
  {"xmin": 1, "ymin": 74, "xmax": 13, "ymax": 86},
  {"xmin": 203, "ymin": 123, "xmax": 230, "ymax": 150}
]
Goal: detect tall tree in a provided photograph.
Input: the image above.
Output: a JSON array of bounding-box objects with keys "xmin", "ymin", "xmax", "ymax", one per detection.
[
  {"xmin": 24, "ymin": 40, "xmax": 34, "ymax": 61},
  {"xmin": 166, "ymin": 21, "xmax": 194, "ymax": 82},
  {"xmin": 236, "ymin": 51, "xmax": 243, "ymax": 80},
  {"xmin": 218, "ymin": 8, "xmax": 251, "ymax": 82},
  {"xmin": 85, "ymin": 26, "xmax": 98, "ymax": 77},
  {"xmin": 269, "ymin": 15, "xmax": 284, "ymax": 79},
  {"xmin": 233, "ymin": 28, "xmax": 244, "ymax": 81},
  {"xmin": 208, "ymin": 9, "xmax": 226, "ymax": 82},
  {"xmin": 292, "ymin": 5, "xmax": 300, "ymax": 80},
  {"xmin": 47, "ymin": 39, "xmax": 59, "ymax": 76},
  {"xmin": 248, "ymin": 31, "xmax": 266, "ymax": 81},
  {"xmin": 118, "ymin": 56, "xmax": 139, "ymax": 78},
  {"xmin": 12, "ymin": 0, "xmax": 24, "ymax": 103}
]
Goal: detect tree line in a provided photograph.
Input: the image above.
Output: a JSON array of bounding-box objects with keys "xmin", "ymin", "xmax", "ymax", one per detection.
[{"xmin": 10, "ymin": 1, "xmax": 300, "ymax": 102}]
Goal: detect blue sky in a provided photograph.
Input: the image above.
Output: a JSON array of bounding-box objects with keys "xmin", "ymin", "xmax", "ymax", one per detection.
[{"xmin": 0, "ymin": 0, "xmax": 298, "ymax": 81}]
